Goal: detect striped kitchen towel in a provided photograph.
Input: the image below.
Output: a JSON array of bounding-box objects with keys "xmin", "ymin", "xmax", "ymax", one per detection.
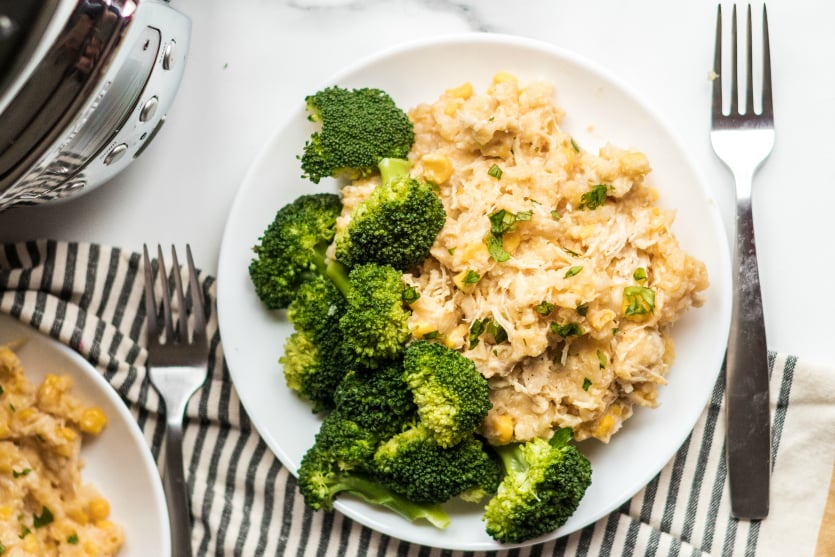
[{"xmin": 0, "ymin": 239, "xmax": 832, "ymax": 557}]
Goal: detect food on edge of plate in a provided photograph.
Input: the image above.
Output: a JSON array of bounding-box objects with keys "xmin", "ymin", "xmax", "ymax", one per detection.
[
  {"xmin": 0, "ymin": 343, "xmax": 124, "ymax": 556},
  {"xmin": 247, "ymin": 74, "xmax": 707, "ymax": 543}
]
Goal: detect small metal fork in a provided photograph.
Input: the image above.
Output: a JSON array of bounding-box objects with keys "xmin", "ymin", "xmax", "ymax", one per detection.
[
  {"xmin": 143, "ymin": 245, "xmax": 209, "ymax": 556},
  {"xmin": 710, "ymin": 4, "xmax": 773, "ymax": 520}
]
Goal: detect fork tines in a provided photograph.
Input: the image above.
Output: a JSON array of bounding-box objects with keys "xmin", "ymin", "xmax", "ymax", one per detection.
[
  {"xmin": 712, "ymin": 4, "xmax": 772, "ymax": 126},
  {"xmin": 143, "ymin": 244, "xmax": 206, "ymax": 347}
]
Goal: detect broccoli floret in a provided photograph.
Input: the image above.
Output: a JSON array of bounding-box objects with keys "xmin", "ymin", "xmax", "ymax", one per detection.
[
  {"xmin": 402, "ymin": 340, "xmax": 492, "ymax": 448},
  {"xmin": 333, "ymin": 363, "xmax": 417, "ymax": 438},
  {"xmin": 297, "ymin": 412, "xmax": 450, "ymax": 529},
  {"xmin": 334, "ymin": 158, "xmax": 446, "ymax": 271},
  {"xmin": 279, "ymin": 277, "xmax": 348, "ymax": 412},
  {"xmin": 248, "ymin": 193, "xmax": 348, "ymax": 309},
  {"xmin": 372, "ymin": 424, "xmax": 501, "ymax": 504},
  {"xmin": 340, "ymin": 263, "xmax": 412, "ymax": 368},
  {"xmin": 483, "ymin": 429, "xmax": 592, "ymax": 544},
  {"xmin": 300, "ymin": 87, "xmax": 415, "ymax": 184}
]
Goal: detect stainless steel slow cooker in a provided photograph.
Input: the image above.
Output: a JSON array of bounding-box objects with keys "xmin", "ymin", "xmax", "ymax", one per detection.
[{"xmin": 0, "ymin": 0, "xmax": 190, "ymax": 211}]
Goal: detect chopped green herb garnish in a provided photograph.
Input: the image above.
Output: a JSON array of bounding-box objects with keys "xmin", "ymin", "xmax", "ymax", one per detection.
[
  {"xmin": 623, "ymin": 286, "xmax": 656, "ymax": 317},
  {"xmin": 402, "ymin": 286, "xmax": 420, "ymax": 304},
  {"xmin": 8, "ymin": 403, "xmax": 14, "ymax": 412},
  {"xmin": 34, "ymin": 506, "xmax": 54, "ymax": 528},
  {"xmin": 469, "ymin": 319, "xmax": 486, "ymax": 349},
  {"xmin": 0, "ymin": 385, "xmax": 4, "ymax": 396},
  {"xmin": 485, "ymin": 209, "xmax": 531, "ymax": 262},
  {"xmin": 486, "ymin": 234, "xmax": 511, "ymax": 262},
  {"xmin": 12, "ymin": 468, "xmax": 31, "ymax": 478},
  {"xmin": 570, "ymin": 138, "xmax": 581, "ymax": 152},
  {"xmin": 582, "ymin": 377, "xmax": 592, "ymax": 391},
  {"xmin": 563, "ymin": 246, "xmax": 580, "ymax": 257},
  {"xmin": 550, "ymin": 210, "xmax": 561, "ymax": 220},
  {"xmin": 597, "ymin": 349, "xmax": 607, "ymax": 369},
  {"xmin": 463, "ymin": 270, "xmax": 481, "ymax": 285},
  {"xmin": 576, "ymin": 302, "xmax": 589, "ymax": 316},
  {"xmin": 448, "ymin": 247, "xmax": 457, "ymax": 255},
  {"xmin": 422, "ymin": 330, "xmax": 439, "ymax": 340},
  {"xmin": 0, "ymin": 541, "xmax": 5, "ymax": 554},
  {"xmin": 579, "ymin": 184, "xmax": 610, "ymax": 210},
  {"xmin": 564, "ymin": 266, "xmax": 583, "ymax": 278},
  {"xmin": 484, "ymin": 319, "xmax": 508, "ymax": 344},
  {"xmin": 534, "ymin": 301, "xmax": 555, "ymax": 316},
  {"xmin": 67, "ymin": 533, "xmax": 79, "ymax": 545},
  {"xmin": 633, "ymin": 267, "xmax": 647, "ymax": 281},
  {"xmin": 550, "ymin": 322, "xmax": 584, "ymax": 337},
  {"xmin": 488, "ymin": 163, "xmax": 503, "ymax": 179},
  {"xmin": 19, "ymin": 526, "xmax": 30, "ymax": 539},
  {"xmin": 612, "ymin": 327, "xmax": 620, "ymax": 335}
]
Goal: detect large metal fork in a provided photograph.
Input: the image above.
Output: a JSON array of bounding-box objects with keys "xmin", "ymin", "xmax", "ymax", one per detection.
[
  {"xmin": 710, "ymin": 4, "xmax": 773, "ymax": 520},
  {"xmin": 143, "ymin": 245, "xmax": 209, "ymax": 556}
]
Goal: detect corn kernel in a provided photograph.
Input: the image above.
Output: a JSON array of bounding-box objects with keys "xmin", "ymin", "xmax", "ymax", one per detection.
[
  {"xmin": 445, "ymin": 82, "xmax": 473, "ymax": 99},
  {"xmin": 79, "ymin": 407, "xmax": 107, "ymax": 435},
  {"xmin": 67, "ymin": 507, "xmax": 89, "ymax": 525},
  {"xmin": 452, "ymin": 270, "xmax": 477, "ymax": 293},
  {"xmin": 410, "ymin": 322, "xmax": 436, "ymax": 338},
  {"xmin": 501, "ymin": 231, "xmax": 521, "ymax": 254},
  {"xmin": 492, "ymin": 72, "xmax": 518, "ymax": 84},
  {"xmin": 60, "ymin": 426, "xmax": 78, "ymax": 442},
  {"xmin": 483, "ymin": 413, "xmax": 515, "ymax": 445},
  {"xmin": 594, "ymin": 413, "xmax": 616, "ymax": 439},
  {"xmin": 88, "ymin": 497, "xmax": 111, "ymax": 521},
  {"xmin": 619, "ymin": 151, "xmax": 650, "ymax": 177},
  {"xmin": 22, "ymin": 532, "xmax": 40, "ymax": 553},
  {"xmin": 443, "ymin": 99, "xmax": 463, "ymax": 116},
  {"xmin": 420, "ymin": 154, "xmax": 453, "ymax": 184},
  {"xmin": 443, "ymin": 325, "xmax": 468, "ymax": 350},
  {"xmin": 0, "ymin": 505, "xmax": 12, "ymax": 520}
]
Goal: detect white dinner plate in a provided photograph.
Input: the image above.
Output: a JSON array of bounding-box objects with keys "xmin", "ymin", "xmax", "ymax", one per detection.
[
  {"xmin": 217, "ymin": 33, "xmax": 732, "ymax": 551},
  {"xmin": 0, "ymin": 313, "xmax": 171, "ymax": 557}
]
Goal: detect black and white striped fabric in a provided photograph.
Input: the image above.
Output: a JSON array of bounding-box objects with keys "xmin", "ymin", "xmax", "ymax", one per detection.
[{"xmin": 0, "ymin": 240, "xmax": 795, "ymax": 556}]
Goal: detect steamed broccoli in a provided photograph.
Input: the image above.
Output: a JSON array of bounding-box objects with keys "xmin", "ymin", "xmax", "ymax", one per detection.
[
  {"xmin": 483, "ymin": 428, "xmax": 592, "ymax": 544},
  {"xmin": 334, "ymin": 158, "xmax": 446, "ymax": 271},
  {"xmin": 279, "ymin": 276, "xmax": 348, "ymax": 412},
  {"xmin": 248, "ymin": 193, "xmax": 347, "ymax": 309},
  {"xmin": 340, "ymin": 263, "xmax": 412, "ymax": 368},
  {"xmin": 402, "ymin": 340, "xmax": 492, "ymax": 448},
  {"xmin": 300, "ymin": 86, "xmax": 415, "ymax": 184},
  {"xmin": 249, "ymin": 193, "xmax": 414, "ymax": 369},
  {"xmin": 333, "ymin": 363, "xmax": 417, "ymax": 438},
  {"xmin": 372, "ymin": 424, "xmax": 501, "ymax": 504},
  {"xmin": 297, "ymin": 411, "xmax": 450, "ymax": 529}
]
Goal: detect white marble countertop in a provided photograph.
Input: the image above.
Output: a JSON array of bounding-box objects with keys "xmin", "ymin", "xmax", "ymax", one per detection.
[{"xmin": 0, "ymin": 0, "xmax": 832, "ymax": 366}]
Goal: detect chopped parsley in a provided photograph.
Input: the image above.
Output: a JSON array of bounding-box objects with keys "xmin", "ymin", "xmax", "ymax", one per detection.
[
  {"xmin": 570, "ymin": 138, "xmax": 581, "ymax": 152},
  {"xmin": 462, "ymin": 270, "xmax": 481, "ymax": 285},
  {"xmin": 468, "ymin": 319, "xmax": 486, "ymax": 349},
  {"xmin": 534, "ymin": 301, "xmax": 555, "ymax": 316},
  {"xmin": 0, "ymin": 385, "xmax": 4, "ymax": 396},
  {"xmin": 623, "ymin": 285, "xmax": 656, "ymax": 317},
  {"xmin": 484, "ymin": 320, "xmax": 509, "ymax": 344},
  {"xmin": 402, "ymin": 286, "xmax": 420, "ymax": 304},
  {"xmin": 19, "ymin": 526, "xmax": 30, "ymax": 539},
  {"xmin": 67, "ymin": 533, "xmax": 79, "ymax": 545},
  {"xmin": 582, "ymin": 377, "xmax": 592, "ymax": 391},
  {"xmin": 550, "ymin": 322, "xmax": 584, "ymax": 337},
  {"xmin": 12, "ymin": 468, "xmax": 31, "ymax": 478},
  {"xmin": 579, "ymin": 184, "xmax": 611, "ymax": 210},
  {"xmin": 633, "ymin": 267, "xmax": 647, "ymax": 281},
  {"xmin": 485, "ymin": 209, "xmax": 532, "ymax": 262},
  {"xmin": 576, "ymin": 302, "xmax": 589, "ymax": 316},
  {"xmin": 33, "ymin": 506, "xmax": 54, "ymax": 528},
  {"xmin": 422, "ymin": 330, "xmax": 439, "ymax": 340},
  {"xmin": 597, "ymin": 349, "xmax": 607, "ymax": 369},
  {"xmin": 448, "ymin": 247, "xmax": 457, "ymax": 255},
  {"xmin": 550, "ymin": 210, "xmax": 561, "ymax": 220},
  {"xmin": 563, "ymin": 246, "xmax": 580, "ymax": 257},
  {"xmin": 487, "ymin": 163, "xmax": 503, "ymax": 179},
  {"xmin": 564, "ymin": 265, "xmax": 583, "ymax": 278}
]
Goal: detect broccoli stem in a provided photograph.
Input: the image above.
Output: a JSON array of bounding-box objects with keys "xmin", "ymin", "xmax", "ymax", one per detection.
[
  {"xmin": 378, "ymin": 157, "xmax": 412, "ymax": 187},
  {"xmin": 334, "ymin": 475, "xmax": 451, "ymax": 529},
  {"xmin": 308, "ymin": 242, "xmax": 352, "ymax": 297},
  {"xmin": 494, "ymin": 444, "xmax": 529, "ymax": 477}
]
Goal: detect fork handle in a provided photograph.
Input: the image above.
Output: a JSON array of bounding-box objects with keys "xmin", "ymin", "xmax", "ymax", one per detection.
[
  {"xmin": 162, "ymin": 413, "xmax": 194, "ymax": 557},
  {"xmin": 726, "ymin": 195, "xmax": 771, "ymax": 519}
]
